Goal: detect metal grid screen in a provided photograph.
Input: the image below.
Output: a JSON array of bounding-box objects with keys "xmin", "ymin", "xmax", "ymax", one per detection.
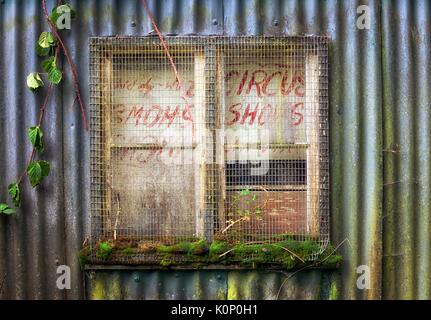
[{"xmin": 90, "ymin": 36, "xmax": 329, "ymax": 264}]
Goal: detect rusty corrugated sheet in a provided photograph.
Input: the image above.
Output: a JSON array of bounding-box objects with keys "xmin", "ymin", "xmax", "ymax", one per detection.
[{"xmin": 0, "ymin": 0, "xmax": 428, "ymax": 300}]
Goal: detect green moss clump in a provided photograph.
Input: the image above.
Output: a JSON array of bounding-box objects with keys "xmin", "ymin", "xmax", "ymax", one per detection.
[
  {"xmin": 160, "ymin": 257, "xmax": 173, "ymax": 267},
  {"xmin": 156, "ymin": 240, "xmax": 208, "ymax": 268},
  {"xmin": 230, "ymin": 242, "xmax": 299, "ymax": 267},
  {"xmin": 96, "ymin": 241, "xmax": 113, "ymax": 261},
  {"xmin": 156, "ymin": 245, "xmax": 173, "ymax": 254},
  {"xmin": 295, "ymin": 239, "xmax": 320, "ymax": 258},
  {"xmin": 188, "ymin": 239, "xmax": 208, "ymax": 255},
  {"xmin": 281, "ymin": 254, "xmax": 297, "ymax": 269},
  {"xmin": 324, "ymin": 254, "xmax": 342, "ymax": 266},
  {"xmin": 78, "ymin": 245, "xmax": 91, "ymax": 267},
  {"xmin": 157, "ymin": 240, "xmax": 208, "ymax": 255},
  {"xmin": 232, "ymin": 243, "xmax": 275, "ymax": 262},
  {"xmin": 319, "ymin": 246, "xmax": 343, "ymax": 268},
  {"xmin": 157, "ymin": 242, "xmax": 191, "ymax": 254},
  {"xmin": 209, "ymin": 240, "xmax": 230, "ymax": 257},
  {"xmin": 121, "ymin": 246, "xmax": 135, "ymax": 256},
  {"xmin": 83, "ymin": 236, "xmax": 342, "ymax": 270}
]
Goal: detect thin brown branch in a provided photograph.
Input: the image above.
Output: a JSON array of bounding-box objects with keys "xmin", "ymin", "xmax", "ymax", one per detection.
[
  {"xmin": 141, "ymin": 0, "xmax": 194, "ymax": 134},
  {"xmin": 221, "ymin": 216, "xmax": 248, "ymax": 234},
  {"xmin": 37, "ymin": 82, "xmax": 54, "ymax": 127},
  {"xmin": 41, "ymin": 0, "xmax": 88, "ymax": 131},
  {"xmin": 219, "ymin": 248, "xmax": 234, "ymax": 258},
  {"xmin": 70, "ymin": 94, "xmax": 78, "ymax": 110},
  {"xmin": 222, "ymin": 186, "xmax": 269, "ymax": 234},
  {"xmin": 17, "ymin": 84, "xmax": 53, "ymax": 185},
  {"xmin": 218, "ymin": 241, "xmax": 266, "ymax": 258},
  {"xmin": 272, "ymin": 245, "xmax": 305, "ymax": 263},
  {"xmin": 113, "ymin": 193, "xmax": 121, "ymax": 241},
  {"xmin": 141, "ymin": 0, "xmax": 184, "ymax": 91}
]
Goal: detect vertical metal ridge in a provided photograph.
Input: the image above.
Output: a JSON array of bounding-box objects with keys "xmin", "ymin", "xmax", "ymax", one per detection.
[
  {"xmin": 359, "ymin": 0, "xmax": 383, "ymax": 300},
  {"xmin": 413, "ymin": 0, "xmax": 431, "ymax": 300},
  {"xmin": 383, "ymin": 0, "xmax": 413, "ymax": 299},
  {"xmin": 381, "ymin": 0, "xmax": 431, "ymax": 300},
  {"xmin": 0, "ymin": 0, "xmax": 6, "ymax": 299},
  {"xmin": 381, "ymin": 0, "xmax": 397, "ymax": 299},
  {"xmin": 339, "ymin": 0, "xmax": 361, "ymax": 299}
]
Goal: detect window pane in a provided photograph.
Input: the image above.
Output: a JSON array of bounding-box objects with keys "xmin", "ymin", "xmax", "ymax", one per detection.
[
  {"xmin": 105, "ymin": 49, "xmax": 205, "ymax": 241},
  {"xmin": 220, "ymin": 44, "xmax": 318, "ymax": 241}
]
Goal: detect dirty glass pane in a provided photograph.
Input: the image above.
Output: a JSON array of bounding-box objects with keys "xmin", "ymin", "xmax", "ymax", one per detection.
[
  {"xmin": 101, "ymin": 45, "xmax": 205, "ymax": 242},
  {"xmin": 219, "ymin": 41, "xmax": 324, "ymax": 243}
]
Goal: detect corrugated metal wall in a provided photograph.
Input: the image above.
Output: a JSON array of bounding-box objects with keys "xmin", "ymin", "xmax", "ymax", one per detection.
[
  {"xmin": 0, "ymin": 0, "xmax": 429, "ymax": 300},
  {"xmin": 382, "ymin": 0, "xmax": 431, "ymax": 299}
]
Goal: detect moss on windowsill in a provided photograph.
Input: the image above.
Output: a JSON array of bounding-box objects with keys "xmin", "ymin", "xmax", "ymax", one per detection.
[{"xmin": 79, "ymin": 237, "xmax": 343, "ymax": 271}]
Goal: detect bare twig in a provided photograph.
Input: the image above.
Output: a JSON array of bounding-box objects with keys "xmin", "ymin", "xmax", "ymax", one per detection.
[
  {"xmin": 219, "ymin": 248, "xmax": 234, "ymax": 258},
  {"xmin": 222, "ymin": 186, "xmax": 270, "ymax": 234},
  {"xmin": 70, "ymin": 94, "xmax": 78, "ymax": 110},
  {"xmin": 217, "ymin": 241, "xmax": 306, "ymax": 264},
  {"xmin": 141, "ymin": 0, "xmax": 194, "ymax": 134},
  {"xmin": 221, "ymin": 216, "xmax": 248, "ymax": 234},
  {"xmin": 17, "ymin": 83, "xmax": 54, "ymax": 185},
  {"xmin": 218, "ymin": 241, "xmax": 265, "ymax": 258},
  {"xmin": 316, "ymin": 238, "xmax": 351, "ymax": 265},
  {"xmin": 82, "ymin": 235, "xmax": 90, "ymax": 247},
  {"xmin": 141, "ymin": 0, "xmax": 184, "ymax": 92},
  {"xmin": 275, "ymin": 238, "xmax": 351, "ymax": 300},
  {"xmin": 113, "ymin": 193, "xmax": 121, "ymax": 241},
  {"xmin": 41, "ymin": 0, "xmax": 88, "ymax": 131},
  {"xmin": 272, "ymin": 245, "xmax": 305, "ymax": 263}
]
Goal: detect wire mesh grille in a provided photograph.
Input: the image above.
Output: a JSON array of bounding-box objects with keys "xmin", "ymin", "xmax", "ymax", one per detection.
[{"xmin": 90, "ymin": 36, "xmax": 329, "ymax": 264}]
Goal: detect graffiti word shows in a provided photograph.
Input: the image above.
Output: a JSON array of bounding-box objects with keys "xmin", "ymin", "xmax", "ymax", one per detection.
[{"xmin": 226, "ymin": 102, "xmax": 304, "ymax": 127}]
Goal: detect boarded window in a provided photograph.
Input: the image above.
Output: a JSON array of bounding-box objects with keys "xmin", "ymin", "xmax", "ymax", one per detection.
[{"xmin": 90, "ymin": 37, "xmax": 329, "ymax": 263}]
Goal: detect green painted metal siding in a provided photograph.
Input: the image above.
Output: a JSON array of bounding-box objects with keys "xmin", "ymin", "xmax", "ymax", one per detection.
[
  {"xmin": 382, "ymin": 0, "xmax": 431, "ymax": 299},
  {"xmin": 85, "ymin": 270, "xmax": 339, "ymax": 300}
]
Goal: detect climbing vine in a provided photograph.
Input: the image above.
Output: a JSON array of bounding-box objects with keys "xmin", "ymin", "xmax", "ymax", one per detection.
[{"xmin": 0, "ymin": 1, "xmax": 86, "ymax": 215}]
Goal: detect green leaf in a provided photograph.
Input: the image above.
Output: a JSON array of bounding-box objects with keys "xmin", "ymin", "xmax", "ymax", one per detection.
[
  {"xmin": 42, "ymin": 56, "xmax": 56, "ymax": 73},
  {"xmin": 8, "ymin": 183, "xmax": 21, "ymax": 208},
  {"xmin": 48, "ymin": 67, "xmax": 62, "ymax": 85},
  {"xmin": 239, "ymin": 188, "xmax": 251, "ymax": 196},
  {"xmin": 0, "ymin": 203, "xmax": 15, "ymax": 215},
  {"xmin": 252, "ymin": 195, "xmax": 257, "ymax": 201},
  {"xmin": 36, "ymin": 43, "xmax": 51, "ymax": 57},
  {"xmin": 28, "ymin": 126, "xmax": 44, "ymax": 152},
  {"xmin": 51, "ymin": 4, "xmax": 76, "ymax": 25},
  {"xmin": 38, "ymin": 31, "xmax": 55, "ymax": 49},
  {"xmin": 255, "ymin": 208, "xmax": 262, "ymax": 217},
  {"xmin": 96, "ymin": 241, "xmax": 113, "ymax": 261},
  {"xmin": 27, "ymin": 160, "xmax": 50, "ymax": 187},
  {"xmin": 26, "ymin": 72, "xmax": 44, "ymax": 91},
  {"xmin": 42, "ymin": 57, "xmax": 62, "ymax": 85},
  {"xmin": 39, "ymin": 160, "xmax": 50, "ymax": 177}
]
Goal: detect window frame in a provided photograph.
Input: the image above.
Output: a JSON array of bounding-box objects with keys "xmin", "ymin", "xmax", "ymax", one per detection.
[{"xmin": 89, "ymin": 36, "xmax": 330, "ymax": 264}]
